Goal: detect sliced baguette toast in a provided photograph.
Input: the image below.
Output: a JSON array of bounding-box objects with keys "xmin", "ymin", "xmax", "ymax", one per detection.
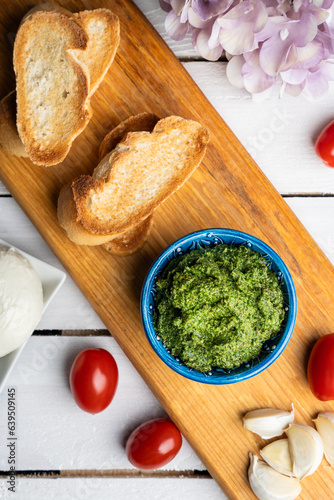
[
  {"xmin": 72, "ymin": 116, "xmax": 209, "ymax": 235},
  {"xmin": 14, "ymin": 10, "xmax": 90, "ymax": 166},
  {"xmin": 99, "ymin": 112, "xmax": 160, "ymax": 160},
  {"xmin": 57, "ymin": 112, "xmax": 159, "ymax": 248},
  {"xmin": 99, "ymin": 113, "xmax": 159, "ymax": 254},
  {"xmin": 57, "ymin": 182, "xmax": 116, "ymax": 246},
  {"xmin": 103, "ymin": 216, "xmax": 154, "ymax": 255},
  {"xmin": 74, "ymin": 9, "xmax": 120, "ymax": 97},
  {"xmin": 22, "ymin": 3, "xmax": 120, "ymax": 98},
  {"xmin": 58, "ymin": 179, "xmax": 154, "ymax": 252},
  {"xmin": 0, "ymin": 7, "xmax": 120, "ymax": 162},
  {"xmin": 12, "ymin": 7, "xmax": 120, "ymax": 166}
]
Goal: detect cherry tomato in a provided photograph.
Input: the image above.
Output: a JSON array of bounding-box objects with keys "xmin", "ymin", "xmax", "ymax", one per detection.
[
  {"xmin": 70, "ymin": 348, "xmax": 118, "ymax": 414},
  {"xmin": 126, "ymin": 418, "xmax": 182, "ymax": 470},
  {"xmin": 315, "ymin": 120, "xmax": 334, "ymax": 167},
  {"xmin": 307, "ymin": 333, "xmax": 334, "ymax": 401}
]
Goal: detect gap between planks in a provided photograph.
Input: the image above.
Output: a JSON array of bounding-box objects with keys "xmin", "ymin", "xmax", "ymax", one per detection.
[
  {"xmin": 0, "ymin": 469, "xmax": 211, "ymax": 479},
  {"xmin": 3, "ymin": 193, "xmax": 334, "ymax": 199},
  {"xmin": 32, "ymin": 330, "xmax": 141, "ymax": 338},
  {"xmin": 32, "ymin": 330, "xmax": 110, "ymax": 336}
]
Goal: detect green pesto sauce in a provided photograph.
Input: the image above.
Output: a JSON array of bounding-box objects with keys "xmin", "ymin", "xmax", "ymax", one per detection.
[{"xmin": 153, "ymin": 244, "xmax": 285, "ymax": 372}]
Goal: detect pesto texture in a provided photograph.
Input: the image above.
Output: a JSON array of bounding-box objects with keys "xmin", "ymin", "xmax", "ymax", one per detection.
[{"xmin": 153, "ymin": 245, "xmax": 285, "ymax": 372}]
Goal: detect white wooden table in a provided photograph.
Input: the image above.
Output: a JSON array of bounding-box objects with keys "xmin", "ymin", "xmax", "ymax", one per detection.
[{"xmin": 1, "ymin": 1, "xmax": 334, "ymax": 499}]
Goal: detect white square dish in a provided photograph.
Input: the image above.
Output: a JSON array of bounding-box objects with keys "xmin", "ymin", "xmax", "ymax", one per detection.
[{"xmin": 0, "ymin": 238, "xmax": 66, "ymax": 392}]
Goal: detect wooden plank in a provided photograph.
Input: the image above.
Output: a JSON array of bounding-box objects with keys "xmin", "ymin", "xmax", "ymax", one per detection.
[
  {"xmin": 2, "ymin": 196, "xmax": 334, "ymax": 330},
  {"xmin": 0, "ymin": 1, "xmax": 334, "ymax": 498},
  {"xmin": 0, "ymin": 337, "xmax": 205, "ymax": 472},
  {"xmin": 184, "ymin": 62, "xmax": 334, "ymax": 195},
  {"xmin": 0, "ymin": 476, "xmax": 223, "ymax": 500}
]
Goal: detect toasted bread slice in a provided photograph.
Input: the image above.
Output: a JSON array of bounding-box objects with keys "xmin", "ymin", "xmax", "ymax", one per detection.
[
  {"xmin": 100, "ymin": 112, "xmax": 159, "ymax": 254},
  {"xmin": 22, "ymin": 4, "xmax": 120, "ymax": 99},
  {"xmin": 103, "ymin": 216, "xmax": 154, "ymax": 255},
  {"xmin": 0, "ymin": 91, "xmax": 28, "ymax": 157},
  {"xmin": 74, "ymin": 9, "xmax": 120, "ymax": 97},
  {"xmin": 57, "ymin": 112, "xmax": 159, "ymax": 248},
  {"xmin": 57, "ymin": 183, "xmax": 117, "ymax": 245},
  {"xmin": 1, "ymin": 7, "xmax": 120, "ymax": 164},
  {"xmin": 14, "ymin": 10, "xmax": 90, "ymax": 166},
  {"xmin": 72, "ymin": 116, "xmax": 209, "ymax": 235},
  {"xmin": 99, "ymin": 112, "xmax": 160, "ymax": 160}
]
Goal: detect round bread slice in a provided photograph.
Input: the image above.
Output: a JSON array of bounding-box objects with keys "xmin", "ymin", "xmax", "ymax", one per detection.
[
  {"xmin": 58, "ymin": 113, "xmax": 159, "ymax": 249},
  {"xmin": 73, "ymin": 116, "xmax": 210, "ymax": 235},
  {"xmin": 14, "ymin": 10, "xmax": 91, "ymax": 166},
  {"xmin": 2, "ymin": 6, "xmax": 120, "ymax": 165}
]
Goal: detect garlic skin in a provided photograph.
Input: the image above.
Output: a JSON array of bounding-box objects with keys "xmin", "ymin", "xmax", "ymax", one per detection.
[
  {"xmin": 260, "ymin": 439, "xmax": 294, "ymax": 477},
  {"xmin": 248, "ymin": 453, "xmax": 302, "ymax": 500},
  {"xmin": 243, "ymin": 405, "xmax": 294, "ymax": 439},
  {"xmin": 285, "ymin": 423, "xmax": 323, "ymax": 479},
  {"xmin": 314, "ymin": 412, "xmax": 334, "ymax": 466}
]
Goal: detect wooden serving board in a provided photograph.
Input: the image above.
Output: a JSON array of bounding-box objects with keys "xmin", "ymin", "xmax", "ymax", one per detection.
[{"xmin": 1, "ymin": 1, "xmax": 334, "ymax": 498}]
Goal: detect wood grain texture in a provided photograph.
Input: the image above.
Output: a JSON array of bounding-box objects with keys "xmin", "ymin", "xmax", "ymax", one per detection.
[
  {"xmin": 3, "ymin": 196, "xmax": 334, "ymax": 331},
  {"xmin": 2, "ymin": 60, "xmax": 334, "ymax": 196},
  {"xmin": 0, "ymin": 1, "xmax": 334, "ymax": 498}
]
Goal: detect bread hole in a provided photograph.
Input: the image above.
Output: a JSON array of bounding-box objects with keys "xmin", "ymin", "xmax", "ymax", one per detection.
[{"xmin": 62, "ymin": 90, "xmax": 70, "ymax": 99}]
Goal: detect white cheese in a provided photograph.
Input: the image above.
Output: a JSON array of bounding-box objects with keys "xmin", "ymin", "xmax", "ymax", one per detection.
[{"xmin": 0, "ymin": 246, "xmax": 43, "ymax": 357}]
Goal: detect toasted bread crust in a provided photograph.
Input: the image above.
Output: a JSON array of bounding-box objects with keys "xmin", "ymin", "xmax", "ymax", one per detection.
[
  {"xmin": 20, "ymin": 1, "xmax": 72, "ymax": 23},
  {"xmin": 2, "ymin": 6, "xmax": 119, "ymax": 165},
  {"xmin": 58, "ymin": 115, "xmax": 209, "ymax": 249},
  {"xmin": 99, "ymin": 112, "xmax": 160, "ymax": 160},
  {"xmin": 14, "ymin": 10, "xmax": 91, "ymax": 166},
  {"xmin": 73, "ymin": 116, "xmax": 209, "ymax": 235},
  {"xmin": 0, "ymin": 91, "xmax": 28, "ymax": 157},
  {"xmin": 75, "ymin": 9, "xmax": 120, "ymax": 97},
  {"xmin": 99, "ymin": 113, "xmax": 159, "ymax": 254},
  {"xmin": 58, "ymin": 112, "xmax": 159, "ymax": 247},
  {"xmin": 57, "ymin": 183, "xmax": 117, "ymax": 245},
  {"xmin": 103, "ymin": 215, "xmax": 153, "ymax": 255}
]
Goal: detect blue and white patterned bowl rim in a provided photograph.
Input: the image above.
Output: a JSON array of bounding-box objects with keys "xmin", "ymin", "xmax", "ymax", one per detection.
[{"xmin": 141, "ymin": 228, "xmax": 297, "ymax": 385}]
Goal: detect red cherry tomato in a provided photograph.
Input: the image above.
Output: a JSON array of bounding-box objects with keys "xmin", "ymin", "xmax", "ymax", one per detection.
[
  {"xmin": 307, "ymin": 333, "xmax": 334, "ymax": 401},
  {"xmin": 126, "ymin": 418, "xmax": 182, "ymax": 470},
  {"xmin": 70, "ymin": 348, "xmax": 118, "ymax": 414},
  {"xmin": 315, "ymin": 120, "xmax": 334, "ymax": 167}
]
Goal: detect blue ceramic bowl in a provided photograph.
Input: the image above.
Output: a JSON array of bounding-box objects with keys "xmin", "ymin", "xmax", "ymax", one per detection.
[{"xmin": 141, "ymin": 229, "xmax": 297, "ymax": 385}]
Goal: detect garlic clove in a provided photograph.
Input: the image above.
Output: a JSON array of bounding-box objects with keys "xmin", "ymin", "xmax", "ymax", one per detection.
[
  {"xmin": 243, "ymin": 405, "xmax": 294, "ymax": 439},
  {"xmin": 285, "ymin": 423, "xmax": 323, "ymax": 479},
  {"xmin": 260, "ymin": 439, "xmax": 294, "ymax": 477},
  {"xmin": 314, "ymin": 412, "xmax": 334, "ymax": 466},
  {"xmin": 248, "ymin": 453, "xmax": 302, "ymax": 500}
]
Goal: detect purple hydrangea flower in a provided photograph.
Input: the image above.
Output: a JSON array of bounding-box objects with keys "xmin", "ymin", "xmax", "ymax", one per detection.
[{"xmin": 161, "ymin": 0, "xmax": 334, "ymax": 100}]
